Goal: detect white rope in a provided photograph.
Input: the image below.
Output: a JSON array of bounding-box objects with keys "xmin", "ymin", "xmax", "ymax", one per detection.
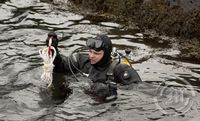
[{"xmin": 39, "ymin": 38, "xmax": 56, "ymax": 88}]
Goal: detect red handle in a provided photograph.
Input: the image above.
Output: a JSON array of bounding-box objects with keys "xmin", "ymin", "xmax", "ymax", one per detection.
[
  {"xmin": 47, "ymin": 36, "xmax": 53, "ymax": 56},
  {"xmin": 48, "ymin": 46, "xmax": 51, "ymax": 56}
]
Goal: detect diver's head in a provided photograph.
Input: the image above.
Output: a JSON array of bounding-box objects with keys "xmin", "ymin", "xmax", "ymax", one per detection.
[{"xmin": 86, "ymin": 34, "xmax": 112, "ymax": 67}]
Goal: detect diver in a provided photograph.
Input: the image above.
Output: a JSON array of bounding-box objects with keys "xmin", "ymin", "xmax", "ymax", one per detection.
[{"xmin": 45, "ymin": 32, "xmax": 142, "ymax": 102}]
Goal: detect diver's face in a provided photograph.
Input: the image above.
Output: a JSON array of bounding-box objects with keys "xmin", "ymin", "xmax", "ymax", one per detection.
[{"xmin": 89, "ymin": 49, "xmax": 104, "ymax": 64}]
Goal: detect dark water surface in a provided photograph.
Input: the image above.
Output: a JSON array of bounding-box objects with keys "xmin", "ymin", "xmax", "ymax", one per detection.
[{"xmin": 0, "ymin": 0, "xmax": 200, "ymax": 120}]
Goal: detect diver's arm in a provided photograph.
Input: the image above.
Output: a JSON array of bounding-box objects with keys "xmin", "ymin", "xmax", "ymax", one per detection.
[
  {"xmin": 53, "ymin": 53, "xmax": 79, "ymax": 73},
  {"xmin": 113, "ymin": 64, "xmax": 142, "ymax": 85}
]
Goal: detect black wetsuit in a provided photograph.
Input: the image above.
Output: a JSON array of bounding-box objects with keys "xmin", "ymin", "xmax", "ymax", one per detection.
[
  {"xmin": 45, "ymin": 33, "xmax": 142, "ymax": 101},
  {"xmin": 50, "ymin": 53, "xmax": 141, "ymax": 100},
  {"xmin": 54, "ymin": 52, "xmax": 141, "ymax": 84}
]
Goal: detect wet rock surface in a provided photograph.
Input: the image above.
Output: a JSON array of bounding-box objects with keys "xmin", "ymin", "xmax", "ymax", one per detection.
[{"xmin": 66, "ymin": 0, "xmax": 200, "ymax": 63}]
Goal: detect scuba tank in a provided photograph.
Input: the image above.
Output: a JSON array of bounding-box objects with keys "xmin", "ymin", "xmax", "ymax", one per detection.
[
  {"xmin": 111, "ymin": 47, "xmax": 120, "ymax": 61},
  {"xmin": 111, "ymin": 47, "xmax": 132, "ymax": 67},
  {"xmin": 121, "ymin": 49, "xmax": 131, "ymax": 66}
]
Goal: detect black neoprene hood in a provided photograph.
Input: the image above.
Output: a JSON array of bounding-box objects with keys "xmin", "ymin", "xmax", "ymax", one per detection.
[{"xmin": 91, "ymin": 34, "xmax": 113, "ymax": 67}]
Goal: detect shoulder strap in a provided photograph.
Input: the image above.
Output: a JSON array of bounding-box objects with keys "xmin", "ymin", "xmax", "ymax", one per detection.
[{"xmin": 107, "ymin": 61, "xmax": 119, "ymax": 81}]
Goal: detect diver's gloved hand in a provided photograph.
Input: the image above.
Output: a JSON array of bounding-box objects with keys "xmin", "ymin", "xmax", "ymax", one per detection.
[
  {"xmin": 85, "ymin": 82, "xmax": 117, "ymax": 102},
  {"xmin": 105, "ymin": 81, "xmax": 117, "ymax": 101},
  {"xmin": 45, "ymin": 32, "xmax": 59, "ymax": 50}
]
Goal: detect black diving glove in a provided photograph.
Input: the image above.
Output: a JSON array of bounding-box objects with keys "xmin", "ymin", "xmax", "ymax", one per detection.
[
  {"xmin": 46, "ymin": 32, "xmax": 59, "ymax": 51},
  {"xmin": 105, "ymin": 81, "xmax": 117, "ymax": 101}
]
